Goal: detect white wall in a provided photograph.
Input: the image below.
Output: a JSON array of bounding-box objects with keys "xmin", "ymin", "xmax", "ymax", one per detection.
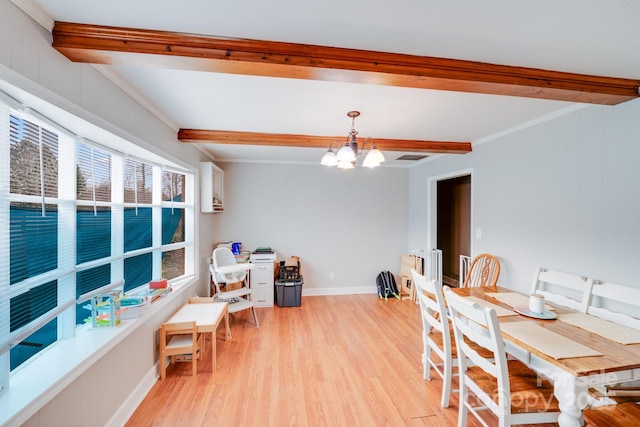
[
  {"xmin": 215, "ymin": 162, "xmax": 409, "ymax": 294},
  {"xmin": 409, "ymin": 100, "xmax": 640, "ymax": 294},
  {"xmin": 0, "ymin": 2, "xmax": 215, "ymax": 425}
]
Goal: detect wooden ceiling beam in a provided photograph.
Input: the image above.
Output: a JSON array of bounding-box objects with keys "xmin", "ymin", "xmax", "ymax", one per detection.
[
  {"xmin": 52, "ymin": 22, "xmax": 639, "ymax": 105},
  {"xmin": 177, "ymin": 129, "xmax": 472, "ymax": 154}
]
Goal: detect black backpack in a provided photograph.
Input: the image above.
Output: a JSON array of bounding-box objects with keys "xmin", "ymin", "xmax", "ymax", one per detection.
[{"xmin": 376, "ymin": 271, "xmax": 400, "ymax": 300}]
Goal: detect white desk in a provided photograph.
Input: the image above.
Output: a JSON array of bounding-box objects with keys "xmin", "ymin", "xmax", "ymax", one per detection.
[
  {"xmin": 452, "ymin": 286, "xmax": 640, "ymax": 427},
  {"xmin": 165, "ymin": 302, "xmax": 229, "ymax": 372}
]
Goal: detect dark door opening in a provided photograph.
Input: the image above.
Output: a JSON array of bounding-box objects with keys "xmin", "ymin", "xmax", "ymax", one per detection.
[{"xmin": 436, "ymin": 175, "xmax": 471, "ymax": 287}]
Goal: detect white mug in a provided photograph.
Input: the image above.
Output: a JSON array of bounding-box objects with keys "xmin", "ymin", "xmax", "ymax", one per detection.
[{"xmin": 529, "ymin": 293, "xmax": 545, "ymax": 313}]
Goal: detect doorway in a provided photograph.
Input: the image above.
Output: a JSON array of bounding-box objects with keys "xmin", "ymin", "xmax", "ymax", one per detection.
[{"xmin": 436, "ymin": 174, "xmax": 471, "ymax": 287}]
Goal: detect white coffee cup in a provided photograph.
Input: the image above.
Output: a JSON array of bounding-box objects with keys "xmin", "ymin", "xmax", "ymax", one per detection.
[{"xmin": 529, "ymin": 293, "xmax": 545, "ymax": 314}]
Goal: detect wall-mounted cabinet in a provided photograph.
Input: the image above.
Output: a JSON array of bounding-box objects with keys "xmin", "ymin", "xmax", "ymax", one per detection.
[{"xmin": 200, "ymin": 162, "xmax": 224, "ymax": 213}]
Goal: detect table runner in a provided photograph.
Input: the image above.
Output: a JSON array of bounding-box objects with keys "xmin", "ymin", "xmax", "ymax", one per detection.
[
  {"xmin": 558, "ymin": 312, "xmax": 640, "ymax": 345},
  {"xmin": 486, "ymin": 292, "xmax": 555, "ymax": 311},
  {"xmin": 501, "ymin": 321, "xmax": 603, "ymax": 359},
  {"xmin": 465, "ymin": 296, "xmax": 516, "ymax": 317}
]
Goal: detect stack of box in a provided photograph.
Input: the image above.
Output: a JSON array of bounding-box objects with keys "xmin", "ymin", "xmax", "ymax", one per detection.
[{"xmin": 275, "ymin": 256, "xmax": 303, "ymax": 307}]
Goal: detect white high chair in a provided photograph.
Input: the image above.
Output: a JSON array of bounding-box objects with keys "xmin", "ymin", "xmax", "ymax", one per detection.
[{"xmin": 209, "ymin": 247, "xmax": 259, "ymax": 333}]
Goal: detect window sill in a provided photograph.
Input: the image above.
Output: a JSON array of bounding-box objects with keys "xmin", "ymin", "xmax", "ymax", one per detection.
[{"xmin": 0, "ymin": 277, "xmax": 196, "ymax": 427}]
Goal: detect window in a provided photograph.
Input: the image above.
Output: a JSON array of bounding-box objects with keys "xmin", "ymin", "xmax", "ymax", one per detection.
[
  {"xmin": 161, "ymin": 171, "xmax": 187, "ymax": 282},
  {"xmin": 0, "ymin": 97, "xmax": 195, "ymax": 389}
]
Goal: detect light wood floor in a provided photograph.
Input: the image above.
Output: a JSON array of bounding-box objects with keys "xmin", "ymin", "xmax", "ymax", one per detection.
[{"xmin": 126, "ymin": 294, "xmax": 559, "ymax": 426}]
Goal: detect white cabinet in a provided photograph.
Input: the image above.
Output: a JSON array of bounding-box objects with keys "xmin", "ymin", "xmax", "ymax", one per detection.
[
  {"xmin": 200, "ymin": 162, "xmax": 224, "ymax": 213},
  {"xmin": 250, "ymin": 262, "xmax": 274, "ymax": 307}
]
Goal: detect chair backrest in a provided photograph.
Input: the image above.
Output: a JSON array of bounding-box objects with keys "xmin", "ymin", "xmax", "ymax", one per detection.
[
  {"xmin": 188, "ymin": 296, "xmax": 215, "ymax": 304},
  {"xmin": 443, "ymin": 286, "xmax": 510, "ymax": 409},
  {"xmin": 211, "ymin": 247, "xmax": 246, "ymax": 285},
  {"xmin": 213, "ymin": 247, "xmax": 236, "ymax": 269},
  {"xmin": 530, "ymin": 268, "xmax": 594, "ymax": 312},
  {"xmin": 412, "ymin": 268, "xmax": 450, "ymax": 346},
  {"xmin": 462, "ymin": 253, "xmax": 500, "ymax": 287},
  {"xmin": 160, "ymin": 321, "xmax": 198, "ymax": 356},
  {"xmin": 588, "ymin": 281, "xmax": 640, "ymax": 330},
  {"xmin": 159, "ymin": 320, "xmax": 199, "ymax": 379}
]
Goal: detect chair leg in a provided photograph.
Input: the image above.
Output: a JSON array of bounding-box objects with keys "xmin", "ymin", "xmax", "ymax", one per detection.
[
  {"xmin": 226, "ymin": 312, "xmax": 232, "ymax": 339},
  {"xmin": 252, "ymin": 306, "xmax": 259, "ymax": 327},
  {"xmin": 422, "ymin": 351, "xmax": 429, "ymax": 380},
  {"xmin": 459, "ymin": 384, "xmax": 468, "ymax": 427},
  {"xmin": 423, "ymin": 337, "xmax": 431, "ymax": 380},
  {"xmin": 441, "ymin": 356, "xmax": 452, "ymax": 408},
  {"xmin": 160, "ymin": 354, "xmax": 166, "ymax": 380}
]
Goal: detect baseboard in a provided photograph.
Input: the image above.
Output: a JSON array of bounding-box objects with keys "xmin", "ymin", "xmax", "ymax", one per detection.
[{"xmin": 106, "ymin": 365, "xmax": 159, "ymax": 427}]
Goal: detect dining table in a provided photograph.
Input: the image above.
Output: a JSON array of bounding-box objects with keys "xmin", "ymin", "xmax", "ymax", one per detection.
[
  {"xmin": 451, "ymin": 286, "xmax": 640, "ymax": 427},
  {"xmin": 165, "ymin": 302, "xmax": 230, "ymax": 373}
]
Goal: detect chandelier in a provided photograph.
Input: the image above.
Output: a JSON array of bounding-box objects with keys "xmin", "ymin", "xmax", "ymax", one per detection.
[{"xmin": 320, "ymin": 111, "xmax": 385, "ymax": 169}]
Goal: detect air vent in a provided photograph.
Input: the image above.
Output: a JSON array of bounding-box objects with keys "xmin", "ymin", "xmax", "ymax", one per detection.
[{"xmin": 395, "ymin": 154, "xmax": 428, "ymax": 161}]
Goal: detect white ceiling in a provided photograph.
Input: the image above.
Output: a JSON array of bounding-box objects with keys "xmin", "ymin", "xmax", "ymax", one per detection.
[{"xmin": 21, "ymin": 0, "xmax": 640, "ymax": 167}]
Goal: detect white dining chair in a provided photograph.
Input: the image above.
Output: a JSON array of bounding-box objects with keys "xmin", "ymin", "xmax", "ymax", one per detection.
[
  {"xmin": 585, "ymin": 280, "xmax": 640, "ymax": 407},
  {"xmin": 412, "ymin": 268, "xmax": 455, "ymax": 407},
  {"xmin": 530, "ymin": 267, "xmax": 594, "ymax": 312},
  {"xmin": 444, "ymin": 286, "xmax": 561, "ymax": 426},
  {"xmin": 587, "ymin": 281, "xmax": 640, "ymax": 330}
]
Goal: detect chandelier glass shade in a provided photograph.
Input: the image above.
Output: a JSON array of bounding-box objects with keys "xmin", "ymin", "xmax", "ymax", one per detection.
[
  {"xmin": 321, "ymin": 111, "xmax": 385, "ymax": 169},
  {"xmin": 320, "ymin": 147, "xmax": 338, "ymax": 166}
]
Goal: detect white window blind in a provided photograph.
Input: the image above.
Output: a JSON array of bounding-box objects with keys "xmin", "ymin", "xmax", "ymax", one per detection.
[
  {"xmin": 0, "ymin": 91, "xmax": 196, "ymax": 390},
  {"xmin": 2, "ymin": 111, "xmax": 75, "ymax": 380}
]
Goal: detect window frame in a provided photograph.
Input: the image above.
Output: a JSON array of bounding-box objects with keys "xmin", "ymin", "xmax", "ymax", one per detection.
[{"xmin": 0, "ymin": 98, "xmax": 196, "ymax": 393}]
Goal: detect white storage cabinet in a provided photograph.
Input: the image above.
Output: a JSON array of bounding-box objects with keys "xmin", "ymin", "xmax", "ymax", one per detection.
[
  {"xmin": 250, "ymin": 253, "xmax": 276, "ymax": 307},
  {"xmin": 200, "ymin": 162, "xmax": 224, "ymax": 213}
]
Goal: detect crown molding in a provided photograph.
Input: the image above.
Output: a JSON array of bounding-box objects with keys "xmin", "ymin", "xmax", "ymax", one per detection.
[{"xmin": 10, "ymin": 0, "xmax": 54, "ymax": 32}]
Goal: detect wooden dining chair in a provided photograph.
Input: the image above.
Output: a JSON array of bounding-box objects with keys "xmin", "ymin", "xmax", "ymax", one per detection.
[
  {"xmin": 412, "ymin": 268, "xmax": 455, "ymax": 407},
  {"xmin": 159, "ymin": 321, "xmax": 201, "ymax": 380},
  {"xmin": 443, "ymin": 286, "xmax": 561, "ymax": 426},
  {"xmin": 530, "ymin": 267, "xmax": 594, "ymax": 312},
  {"xmin": 461, "ymin": 253, "xmax": 500, "ymax": 287}
]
